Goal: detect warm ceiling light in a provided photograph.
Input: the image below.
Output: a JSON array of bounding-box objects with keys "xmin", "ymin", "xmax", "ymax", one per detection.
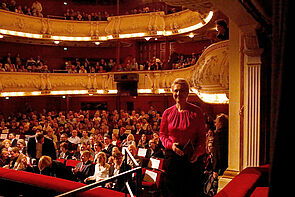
[
  {"xmin": 138, "ymin": 89, "xmax": 152, "ymax": 93},
  {"xmin": 119, "ymin": 33, "xmax": 145, "ymax": 39},
  {"xmin": 145, "ymin": 37, "xmax": 151, "ymax": 41},
  {"xmin": 108, "ymin": 90, "xmax": 118, "ymax": 94},
  {"xmin": 94, "ymin": 42, "xmax": 101, "ymax": 45},
  {"xmin": 188, "ymin": 33, "xmax": 194, "ymax": 38},
  {"xmin": 54, "ymin": 40, "xmax": 60, "ymax": 44},
  {"xmin": 0, "ymin": 35, "xmax": 3, "ymax": 38},
  {"xmin": 191, "ymin": 88, "xmax": 229, "ymax": 104}
]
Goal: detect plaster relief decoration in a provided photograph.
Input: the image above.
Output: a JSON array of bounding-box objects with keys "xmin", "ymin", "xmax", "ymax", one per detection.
[
  {"xmin": 14, "ymin": 17, "xmax": 25, "ymax": 30},
  {"xmin": 65, "ymin": 23, "xmax": 74, "ymax": 34},
  {"xmin": 193, "ymin": 40, "xmax": 229, "ymax": 94}
]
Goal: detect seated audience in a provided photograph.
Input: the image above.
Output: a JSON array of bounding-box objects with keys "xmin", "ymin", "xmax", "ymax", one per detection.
[
  {"xmin": 38, "ymin": 155, "xmax": 74, "ymax": 180},
  {"xmin": 58, "ymin": 142, "xmax": 73, "ymax": 160},
  {"xmin": 93, "ymin": 141, "xmax": 103, "ymax": 162},
  {"xmin": 16, "ymin": 139, "xmax": 27, "ymax": 155},
  {"xmin": 8, "ymin": 132, "xmax": 17, "ymax": 147},
  {"xmin": 68, "ymin": 130, "xmax": 81, "ymax": 145},
  {"xmin": 106, "ymin": 151, "xmax": 132, "ymax": 192},
  {"xmin": 137, "ymin": 133, "xmax": 149, "ymax": 149},
  {"xmin": 145, "ymin": 139, "xmax": 164, "ymax": 159},
  {"xmin": 126, "ymin": 144, "xmax": 142, "ymax": 167},
  {"xmin": 0, "ymin": 148, "xmax": 9, "ymax": 167},
  {"xmin": 5, "ymin": 147, "xmax": 29, "ymax": 171},
  {"xmin": 102, "ymin": 134, "xmax": 114, "ymax": 158},
  {"xmin": 84, "ymin": 152, "xmax": 110, "ymax": 183},
  {"xmin": 72, "ymin": 150, "xmax": 95, "ymax": 183},
  {"xmin": 121, "ymin": 133, "xmax": 136, "ymax": 148}
]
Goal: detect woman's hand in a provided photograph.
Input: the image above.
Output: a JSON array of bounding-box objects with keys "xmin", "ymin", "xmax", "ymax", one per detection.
[{"xmin": 172, "ymin": 142, "xmax": 184, "ymax": 156}]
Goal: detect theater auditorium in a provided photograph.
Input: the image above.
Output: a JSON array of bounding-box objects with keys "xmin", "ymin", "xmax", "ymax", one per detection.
[{"xmin": 0, "ymin": 0, "xmax": 290, "ymax": 196}]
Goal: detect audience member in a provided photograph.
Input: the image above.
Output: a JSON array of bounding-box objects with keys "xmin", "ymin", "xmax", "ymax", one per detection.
[
  {"xmin": 68, "ymin": 130, "xmax": 81, "ymax": 145},
  {"xmin": 8, "ymin": 132, "xmax": 17, "ymax": 147},
  {"xmin": 6, "ymin": 147, "xmax": 29, "ymax": 170},
  {"xmin": 212, "ymin": 113, "xmax": 229, "ymax": 178},
  {"xmin": 72, "ymin": 150, "xmax": 95, "ymax": 183},
  {"xmin": 58, "ymin": 142, "xmax": 73, "ymax": 160},
  {"xmin": 215, "ymin": 19, "xmax": 229, "ymax": 41},
  {"xmin": 84, "ymin": 152, "xmax": 110, "ymax": 183},
  {"xmin": 145, "ymin": 139, "xmax": 164, "ymax": 159},
  {"xmin": 27, "ymin": 132, "xmax": 56, "ymax": 160},
  {"xmin": 38, "ymin": 155, "xmax": 74, "ymax": 180},
  {"xmin": 106, "ymin": 151, "xmax": 132, "ymax": 192},
  {"xmin": 17, "ymin": 139, "xmax": 27, "ymax": 154},
  {"xmin": 102, "ymin": 134, "xmax": 114, "ymax": 158},
  {"xmin": 137, "ymin": 133, "xmax": 149, "ymax": 149},
  {"xmin": 126, "ymin": 144, "xmax": 142, "ymax": 167},
  {"xmin": 0, "ymin": 148, "xmax": 10, "ymax": 167},
  {"xmin": 121, "ymin": 134, "xmax": 136, "ymax": 148}
]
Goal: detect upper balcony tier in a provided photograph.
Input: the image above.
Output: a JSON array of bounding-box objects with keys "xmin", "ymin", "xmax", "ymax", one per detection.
[
  {"xmin": 0, "ymin": 40, "xmax": 229, "ymax": 104},
  {"xmin": 0, "ymin": 9, "xmax": 213, "ymax": 43}
]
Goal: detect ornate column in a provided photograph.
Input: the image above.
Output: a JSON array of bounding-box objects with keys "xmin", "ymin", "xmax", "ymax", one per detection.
[{"xmin": 242, "ymin": 31, "xmax": 263, "ymax": 167}]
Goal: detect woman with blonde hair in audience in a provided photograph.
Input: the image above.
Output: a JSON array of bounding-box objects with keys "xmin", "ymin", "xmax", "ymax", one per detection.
[
  {"xmin": 2, "ymin": 139, "xmax": 11, "ymax": 149},
  {"xmin": 108, "ymin": 146, "xmax": 121, "ymax": 165},
  {"xmin": 121, "ymin": 133, "xmax": 136, "ymax": 147},
  {"xmin": 6, "ymin": 147, "xmax": 29, "ymax": 171},
  {"xmin": 84, "ymin": 152, "xmax": 110, "ymax": 183}
]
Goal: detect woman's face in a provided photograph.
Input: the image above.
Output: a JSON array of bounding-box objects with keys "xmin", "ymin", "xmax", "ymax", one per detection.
[
  {"xmin": 98, "ymin": 154, "xmax": 105, "ymax": 164},
  {"xmin": 142, "ymin": 134, "xmax": 146, "ymax": 140},
  {"xmin": 172, "ymin": 84, "xmax": 189, "ymax": 104}
]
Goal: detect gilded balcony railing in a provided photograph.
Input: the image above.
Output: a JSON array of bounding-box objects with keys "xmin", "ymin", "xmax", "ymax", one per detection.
[
  {"xmin": 0, "ymin": 41, "xmax": 229, "ymax": 103},
  {"xmin": 0, "ymin": 9, "xmax": 213, "ymax": 41}
]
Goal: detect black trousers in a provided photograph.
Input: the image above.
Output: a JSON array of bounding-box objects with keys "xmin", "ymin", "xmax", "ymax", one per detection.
[{"xmin": 163, "ymin": 150, "xmax": 202, "ymax": 197}]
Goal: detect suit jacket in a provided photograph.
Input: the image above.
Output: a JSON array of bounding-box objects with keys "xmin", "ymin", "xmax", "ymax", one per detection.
[
  {"xmin": 11, "ymin": 138, "xmax": 18, "ymax": 147},
  {"xmin": 102, "ymin": 144, "xmax": 114, "ymax": 158},
  {"xmin": 145, "ymin": 146, "xmax": 164, "ymax": 159},
  {"xmin": 75, "ymin": 160, "xmax": 95, "ymax": 182},
  {"xmin": 27, "ymin": 136, "xmax": 56, "ymax": 160}
]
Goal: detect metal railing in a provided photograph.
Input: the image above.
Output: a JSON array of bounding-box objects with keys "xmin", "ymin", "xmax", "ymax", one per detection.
[{"xmin": 56, "ymin": 148, "xmax": 142, "ymax": 197}]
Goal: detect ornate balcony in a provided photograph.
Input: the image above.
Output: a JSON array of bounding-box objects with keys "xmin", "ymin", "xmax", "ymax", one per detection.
[
  {"xmin": 0, "ymin": 9, "xmax": 213, "ymax": 42},
  {"xmin": 0, "ymin": 40, "xmax": 229, "ymax": 103}
]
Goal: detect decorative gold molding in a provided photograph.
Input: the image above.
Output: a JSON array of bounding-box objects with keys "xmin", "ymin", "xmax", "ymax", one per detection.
[
  {"xmin": 0, "ymin": 9, "xmax": 213, "ymax": 41},
  {"xmin": 0, "ymin": 41, "xmax": 229, "ymax": 103},
  {"xmin": 192, "ymin": 40, "xmax": 229, "ymax": 94}
]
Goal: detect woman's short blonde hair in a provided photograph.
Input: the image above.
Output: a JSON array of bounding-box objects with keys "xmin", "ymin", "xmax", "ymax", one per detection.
[
  {"xmin": 171, "ymin": 78, "xmax": 190, "ymax": 92},
  {"xmin": 127, "ymin": 134, "xmax": 135, "ymax": 141},
  {"xmin": 97, "ymin": 152, "xmax": 107, "ymax": 166},
  {"xmin": 38, "ymin": 156, "xmax": 52, "ymax": 171}
]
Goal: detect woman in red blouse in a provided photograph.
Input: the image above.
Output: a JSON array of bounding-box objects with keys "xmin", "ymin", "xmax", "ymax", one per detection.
[{"xmin": 160, "ymin": 78, "xmax": 206, "ymax": 197}]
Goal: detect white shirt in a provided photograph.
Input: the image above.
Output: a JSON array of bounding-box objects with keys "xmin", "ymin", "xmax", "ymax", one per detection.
[
  {"xmin": 36, "ymin": 142, "xmax": 42, "ymax": 159},
  {"xmin": 89, "ymin": 163, "xmax": 110, "ymax": 182},
  {"xmin": 68, "ymin": 136, "xmax": 81, "ymax": 144}
]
